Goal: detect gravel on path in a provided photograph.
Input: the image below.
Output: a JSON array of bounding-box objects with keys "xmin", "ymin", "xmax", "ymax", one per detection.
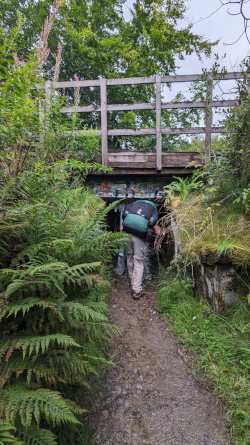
[{"xmin": 89, "ymin": 278, "xmax": 231, "ymax": 445}]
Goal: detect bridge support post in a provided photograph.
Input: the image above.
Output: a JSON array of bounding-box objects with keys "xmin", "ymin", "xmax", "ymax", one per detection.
[
  {"xmin": 205, "ymin": 74, "xmax": 213, "ymax": 160},
  {"xmin": 156, "ymin": 75, "xmax": 162, "ymax": 171},
  {"xmin": 100, "ymin": 78, "xmax": 108, "ymax": 166}
]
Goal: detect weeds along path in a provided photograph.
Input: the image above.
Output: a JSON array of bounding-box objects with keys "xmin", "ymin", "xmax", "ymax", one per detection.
[{"xmin": 89, "ymin": 278, "xmax": 231, "ymax": 445}]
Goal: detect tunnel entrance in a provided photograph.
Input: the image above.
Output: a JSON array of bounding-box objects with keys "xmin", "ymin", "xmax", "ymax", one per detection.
[{"xmin": 87, "ymin": 175, "xmax": 180, "ymax": 279}]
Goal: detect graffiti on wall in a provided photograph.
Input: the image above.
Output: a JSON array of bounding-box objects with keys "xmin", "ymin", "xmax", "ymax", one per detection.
[{"xmin": 88, "ymin": 182, "xmax": 164, "ymax": 199}]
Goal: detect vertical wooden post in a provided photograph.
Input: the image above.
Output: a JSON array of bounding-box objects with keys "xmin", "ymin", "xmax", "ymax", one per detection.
[
  {"xmin": 205, "ymin": 74, "xmax": 213, "ymax": 160},
  {"xmin": 100, "ymin": 78, "xmax": 108, "ymax": 166},
  {"xmin": 45, "ymin": 80, "xmax": 51, "ymax": 104},
  {"xmin": 155, "ymin": 75, "xmax": 162, "ymax": 171}
]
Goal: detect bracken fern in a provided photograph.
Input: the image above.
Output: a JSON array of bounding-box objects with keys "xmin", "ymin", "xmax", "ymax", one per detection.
[{"xmin": 0, "ymin": 169, "xmax": 124, "ymax": 444}]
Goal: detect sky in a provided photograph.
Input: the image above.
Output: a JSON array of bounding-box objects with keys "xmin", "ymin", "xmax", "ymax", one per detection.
[
  {"xmin": 123, "ymin": 0, "xmax": 250, "ymax": 74},
  {"xmin": 123, "ymin": 1, "xmax": 249, "ymax": 129}
]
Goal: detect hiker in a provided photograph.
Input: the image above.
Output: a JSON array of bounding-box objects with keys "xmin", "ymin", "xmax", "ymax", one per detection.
[{"xmin": 120, "ymin": 200, "xmax": 161, "ymax": 300}]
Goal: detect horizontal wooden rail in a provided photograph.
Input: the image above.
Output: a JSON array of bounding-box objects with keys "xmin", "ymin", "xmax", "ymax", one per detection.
[
  {"xmin": 66, "ymin": 126, "xmax": 225, "ymax": 137},
  {"xmin": 50, "ymin": 71, "xmax": 246, "ymax": 170},
  {"xmin": 61, "ymin": 99, "xmax": 238, "ymax": 114},
  {"xmin": 55, "ymin": 72, "xmax": 243, "ymax": 89}
]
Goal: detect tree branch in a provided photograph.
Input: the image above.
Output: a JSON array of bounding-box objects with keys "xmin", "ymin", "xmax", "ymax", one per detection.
[{"xmin": 194, "ymin": 1, "xmax": 250, "ymax": 46}]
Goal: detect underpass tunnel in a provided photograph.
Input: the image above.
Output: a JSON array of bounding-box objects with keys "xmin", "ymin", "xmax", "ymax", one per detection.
[{"xmin": 87, "ymin": 176, "xmax": 180, "ymax": 282}]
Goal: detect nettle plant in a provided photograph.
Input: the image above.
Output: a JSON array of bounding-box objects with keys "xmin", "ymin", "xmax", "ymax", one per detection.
[{"xmin": 0, "ymin": 167, "xmax": 123, "ymax": 444}]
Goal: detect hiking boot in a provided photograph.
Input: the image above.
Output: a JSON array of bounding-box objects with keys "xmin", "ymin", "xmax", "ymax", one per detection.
[{"xmin": 132, "ymin": 291, "xmax": 144, "ymax": 300}]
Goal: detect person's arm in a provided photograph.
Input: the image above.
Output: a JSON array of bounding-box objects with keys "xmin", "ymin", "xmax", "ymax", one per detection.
[{"xmin": 153, "ymin": 224, "xmax": 161, "ymax": 236}]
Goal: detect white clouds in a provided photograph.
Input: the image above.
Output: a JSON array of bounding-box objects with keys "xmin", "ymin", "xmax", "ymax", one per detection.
[{"xmin": 123, "ymin": 0, "xmax": 250, "ymax": 73}]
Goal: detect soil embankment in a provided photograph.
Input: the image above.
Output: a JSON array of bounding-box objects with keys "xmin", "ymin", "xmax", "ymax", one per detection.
[{"xmin": 90, "ymin": 278, "xmax": 231, "ymax": 445}]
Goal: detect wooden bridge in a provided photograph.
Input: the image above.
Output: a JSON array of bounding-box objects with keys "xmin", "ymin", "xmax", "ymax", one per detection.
[{"xmin": 51, "ymin": 72, "xmax": 242, "ymax": 176}]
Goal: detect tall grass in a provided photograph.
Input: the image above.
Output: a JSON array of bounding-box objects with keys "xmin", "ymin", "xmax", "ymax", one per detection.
[{"xmin": 157, "ymin": 269, "xmax": 250, "ymax": 445}]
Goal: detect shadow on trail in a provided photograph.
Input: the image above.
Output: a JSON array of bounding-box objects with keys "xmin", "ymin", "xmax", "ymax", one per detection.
[{"xmin": 89, "ymin": 278, "xmax": 231, "ymax": 445}]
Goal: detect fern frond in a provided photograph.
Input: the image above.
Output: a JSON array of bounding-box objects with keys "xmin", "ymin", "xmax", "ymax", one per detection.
[
  {"xmin": 0, "ymin": 298, "xmax": 57, "ymax": 321},
  {"xmin": 0, "ymin": 334, "xmax": 81, "ymax": 361},
  {"xmin": 1, "ymin": 259, "xmax": 101, "ymax": 297},
  {"xmin": 0, "ymin": 386, "xmax": 83, "ymax": 427},
  {"xmin": 1, "ymin": 359, "xmax": 67, "ymax": 386},
  {"xmin": 0, "ymin": 421, "xmax": 23, "ymax": 445},
  {"xmin": 62, "ymin": 301, "xmax": 107, "ymax": 324},
  {"xmin": 17, "ymin": 426, "xmax": 56, "ymax": 445}
]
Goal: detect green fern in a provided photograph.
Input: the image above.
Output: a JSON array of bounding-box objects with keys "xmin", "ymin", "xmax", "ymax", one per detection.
[
  {"xmin": 0, "ymin": 421, "xmax": 23, "ymax": 445},
  {"xmin": 0, "ymin": 171, "xmax": 122, "ymax": 442},
  {"xmin": 17, "ymin": 426, "xmax": 56, "ymax": 445},
  {"xmin": 0, "ymin": 334, "xmax": 81, "ymax": 361},
  {"xmin": 0, "ymin": 386, "xmax": 83, "ymax": 426}
]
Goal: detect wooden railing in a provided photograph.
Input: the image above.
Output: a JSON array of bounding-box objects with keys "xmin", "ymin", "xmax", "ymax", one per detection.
[{"xmin": 50, "ymin": 72, "xmax": 243, "ymax": 170}]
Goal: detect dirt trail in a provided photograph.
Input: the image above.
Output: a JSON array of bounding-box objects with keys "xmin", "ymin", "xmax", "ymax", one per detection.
[{"xmin": 90, "ymin": 278, "xmax": 231, "ymax": 445}]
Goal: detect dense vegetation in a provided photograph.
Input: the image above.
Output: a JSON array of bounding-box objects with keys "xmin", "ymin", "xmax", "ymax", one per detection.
[
  {"xmin": 0, "ymin": 3, "xmax": 125, "ymax": 443},
  {"xmin": 0, "ymin": 169, "xmax": 124, "ymax": 444}
]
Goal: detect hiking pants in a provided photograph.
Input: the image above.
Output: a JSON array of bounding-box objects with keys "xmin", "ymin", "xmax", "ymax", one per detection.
[{"xmin": 125, "ymin": 235, "xmax": 147, "ymax": 293}]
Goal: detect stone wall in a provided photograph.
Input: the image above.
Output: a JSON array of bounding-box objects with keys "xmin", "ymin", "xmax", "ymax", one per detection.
[{"xmin": 196, "ymin": 254, "xmax": 238, "ymax": 313}]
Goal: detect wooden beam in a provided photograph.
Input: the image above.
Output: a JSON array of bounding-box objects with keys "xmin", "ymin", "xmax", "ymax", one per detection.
[
  {"xmin": 108, "ymin": 128, "xmax": 156, "ymax": 136},
  {"xmin": 61, "ymin": 105, "xmax": 101, "ymax": 113},
  {"xmin": 155, "ymin": 75, "xmax": 162, "ymax": 170},
  {"xmin": 64, "ymin": 126, "xmax": 226, "ymax": 137},
  {"xmin": 106, "ymin": 76, "xmax": 155, "ymax": 86},
  {"xmin": 55, "ymin": 72, "xmax": 244, "ymax": 90},
  {"xmin": 161, "ymin": 72, "xmax": 244, "ymax": 83},
  {"xmin": 95, "ymin": 151, "xmax": 202, "ymax": 168},
  {"xmin": 64, "ymin": 126, "xmax": 225, "ymax": 137},
  {"xmin": 61, "ymin": 99, "xmax": 239, "ymax": 114},
  {"xmin": 107, "ymin": 103, "xmax": 155, "ymax": 111},
  {"xmin": 87, "ymin": 168, "xmax": 196, "ymax": 176},
  {"xmin": 162, "ymin": 99, "xmax": 238, "ymax": 109},
  {"xmin": 205, "ymin": 74, "xmax": 213, "ymax": 159},
  {"xmin": 55, "ymin": 79, "xmax": 100, "ymax": 88},
  {"xmin": 100, "ymin": 78, "xmax": 108, "ymax": 166}
]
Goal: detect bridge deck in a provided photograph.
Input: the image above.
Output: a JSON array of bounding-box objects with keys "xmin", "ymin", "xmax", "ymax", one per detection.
[{"xmin": 93, "ymin": 151, "xmax": 202, "ymax": 175}]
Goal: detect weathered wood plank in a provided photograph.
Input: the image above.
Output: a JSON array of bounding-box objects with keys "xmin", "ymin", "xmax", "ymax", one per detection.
[
  {"xmin": 96, "ymin": 151, "xmax": 201, "ymax": 169},
  {"xmin": 205, "ymin": 75, "xmax": 213, "ymax": 159},
  {"xmin": 65, "ymin": 127, "xmax": 224, "ymax": 137},
  {"xmin": 64, "ymin": 129, "xmax": 102, "ymax": 136},
  {"xmin": 55, "ymin": 79, "xmax": 100, "ymax": 88},
  {"xmin": 61, "ymin": 99, "xmax": 239, "ymax": 114},
  {"xmin": 106, "ymin": 76, "xmax": 155, "ymax": 85},
  {"xmin": 156, "ymin": 75, "xmax": 162, "ymax": 170},
  {"xmin": 107, "ymin": 128, "xmax": 156, "ymax": 136},
  {"xmin": 162, "ymin": 99, "xmax": 238, "ymax": 109},
  {"xmin": 55, "ymin": 72, "xmax": 244, "ymax": 89},
  {"xmin": 61, "ymin": 105, "xmax": 101, "ymax": 113},
  {"xmin": 100, "ymin": 78, "xmax": 108, "ymax": 166},
  {"xmin": 107, "ymin": 103, "xmax": 155, "ymax": 111},
  {"xmin": 162, "ymin": 126, "xmax": 224, "ymax": 135},
  {"xmin": 87, "ymin": 167, "xmax": 194, "ymax": 176}
]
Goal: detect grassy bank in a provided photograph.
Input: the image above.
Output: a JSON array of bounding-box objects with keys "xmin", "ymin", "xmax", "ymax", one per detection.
[{"xmin": 157, "ymin": 270, "xmax": 250, "ymax": 445}]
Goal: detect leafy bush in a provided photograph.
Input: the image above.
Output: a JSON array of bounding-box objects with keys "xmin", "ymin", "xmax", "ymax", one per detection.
[
  {"xmin": 204, "ymin": 64, "xmax": 250, "ymax": 213},
  {"xmin": 157, "ymin": 269, "xmax": 250, "ymax": 445},
  {"xmin": 165, "ymin": 173, "xmax": 203, "ymax": 202},
  {"xmin": 0, "ymin": 168, "xmax": 124, "ymax": 444}
]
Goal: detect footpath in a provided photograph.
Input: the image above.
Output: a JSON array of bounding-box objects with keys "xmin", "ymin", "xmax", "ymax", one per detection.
[{"xmin": 89, "ymin": 278, "xmax": 231, "ymax": 445}]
